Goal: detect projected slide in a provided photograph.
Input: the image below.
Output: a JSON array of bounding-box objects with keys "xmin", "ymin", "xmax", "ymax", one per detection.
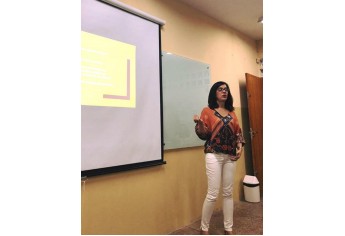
[{"xmin": 81, "ymin": 31, "xmax": 136, "ymax": 108}]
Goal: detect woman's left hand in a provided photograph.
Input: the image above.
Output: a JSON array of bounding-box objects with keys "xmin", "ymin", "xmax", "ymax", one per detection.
[
  {"xmin": 229, "ymin": 146, "xmax": 242, "ymax": 161},
  {"xmin": 236, "ymin": 145, "xmax": 243, "ymax": 158}
]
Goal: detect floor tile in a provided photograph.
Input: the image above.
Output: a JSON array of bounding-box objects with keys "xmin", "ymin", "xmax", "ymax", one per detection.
[{"xmin": 168, "ymin": 200, "xmax": 263, "ymax": 235}]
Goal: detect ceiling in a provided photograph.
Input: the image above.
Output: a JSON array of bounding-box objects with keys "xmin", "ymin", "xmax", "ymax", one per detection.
[{"xmin": 176, "ymin": 0, "xmax": 263, "ymax": 40}]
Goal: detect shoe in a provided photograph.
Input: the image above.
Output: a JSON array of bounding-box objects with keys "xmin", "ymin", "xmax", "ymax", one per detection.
[
  {"xmin": 200, "ymin": 229, "xmax": 209, "ymax": 235},
  {"xmin": 224, "ymin": 230, "xmax": 233, "ymax": 235}
]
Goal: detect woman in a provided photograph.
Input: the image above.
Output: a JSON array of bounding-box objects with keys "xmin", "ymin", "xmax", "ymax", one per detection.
[{"xmin": 193, "ymin": 81, "xmax": 245, "ymax": 235}]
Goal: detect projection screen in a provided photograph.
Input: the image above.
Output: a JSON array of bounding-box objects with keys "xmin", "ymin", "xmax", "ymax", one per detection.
[{"xmin": 81, "ymin": 0, "xmax": 165, "ymax": 177}]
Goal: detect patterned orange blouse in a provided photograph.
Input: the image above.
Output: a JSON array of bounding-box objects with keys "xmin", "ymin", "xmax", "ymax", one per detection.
[{"xmin": 195, "ymin": 107, "xmax": 245, "ymax": 159}]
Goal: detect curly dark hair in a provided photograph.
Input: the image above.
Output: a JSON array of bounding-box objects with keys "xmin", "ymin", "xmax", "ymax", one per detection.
[{"xmin": 208, "ymin": 81, "xmax": 234, "ymax": 111}]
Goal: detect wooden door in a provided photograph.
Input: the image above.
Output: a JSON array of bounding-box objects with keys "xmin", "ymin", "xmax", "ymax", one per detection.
[{"xmin": 245, "ymin": 73, "xmax": 263, "ymax": 196}]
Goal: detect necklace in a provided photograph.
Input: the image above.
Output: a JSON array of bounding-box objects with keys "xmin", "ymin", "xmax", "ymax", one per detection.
[{"xmin": 215, "ymin": 108, "xmax": 229, "ymax": 117}]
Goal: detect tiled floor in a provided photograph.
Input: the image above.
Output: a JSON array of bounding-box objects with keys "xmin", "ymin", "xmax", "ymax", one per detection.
[{"xmin": 168, "ymin": 200, "xmax": 263, "ymax": 235}]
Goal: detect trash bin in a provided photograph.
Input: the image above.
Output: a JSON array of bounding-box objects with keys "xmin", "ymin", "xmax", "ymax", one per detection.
[{"xmin": 243, "ymin": 175, "xmax": 260, "ymax": 202}]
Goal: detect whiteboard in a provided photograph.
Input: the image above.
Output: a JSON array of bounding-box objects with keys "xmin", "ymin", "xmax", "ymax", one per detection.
[{"xmin": 162, "ymin": 52, "xmax": 211, "ymax": 149}]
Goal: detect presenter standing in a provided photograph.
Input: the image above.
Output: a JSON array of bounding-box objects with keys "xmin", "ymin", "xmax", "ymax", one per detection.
[{"xmin": 193, "ymin": 81, "xmax": 245, "ymax": 235}]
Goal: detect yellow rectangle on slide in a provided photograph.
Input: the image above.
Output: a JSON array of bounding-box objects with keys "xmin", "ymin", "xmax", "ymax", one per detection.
[{"xmin": 81, "ymin": 31, "xmax": 136, "ymax": 107}]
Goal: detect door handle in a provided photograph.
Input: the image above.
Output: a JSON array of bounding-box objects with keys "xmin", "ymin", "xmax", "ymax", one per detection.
[{"xmin": 249, "ymin": 128, "xmax": 257, "ymax": 139}]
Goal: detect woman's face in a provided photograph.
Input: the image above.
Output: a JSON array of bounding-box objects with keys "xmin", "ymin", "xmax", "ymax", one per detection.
[{"xmin": 216, "ymin": 84, "xmax": 228, "ymax": 102}]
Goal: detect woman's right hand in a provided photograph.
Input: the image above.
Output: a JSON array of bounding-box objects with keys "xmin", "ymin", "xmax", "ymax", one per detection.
[
  {"xmin": 193, "ymin": 115, "xmax": 204, "ymax": 126},
  {"xmin": 193, "ymin": 115, "xmax": 207, "ymax": 132},
  {"xmin": 193, "ymin": 115, "xmax": 200, "ymax": 123}
]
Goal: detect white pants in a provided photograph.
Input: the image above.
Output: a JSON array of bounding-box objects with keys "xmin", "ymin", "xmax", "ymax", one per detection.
[{"xmin": 200, "ymin": 153, "xmax": 237, "ymax": 232}]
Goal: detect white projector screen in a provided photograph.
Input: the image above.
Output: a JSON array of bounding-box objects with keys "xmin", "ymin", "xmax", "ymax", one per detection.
[{"xmin": 81, "ymin": 0, "xmax": 165, "ymax": 177}]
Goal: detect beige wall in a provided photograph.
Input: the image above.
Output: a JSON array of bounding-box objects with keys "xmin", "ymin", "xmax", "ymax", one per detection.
[
  {"xmin": 81, "ymin": 0, "xmax": 262, "ymax": 234},
  {"xmin": 257, "ymin": 39, "xmax": 263, "ymax": 58}
]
